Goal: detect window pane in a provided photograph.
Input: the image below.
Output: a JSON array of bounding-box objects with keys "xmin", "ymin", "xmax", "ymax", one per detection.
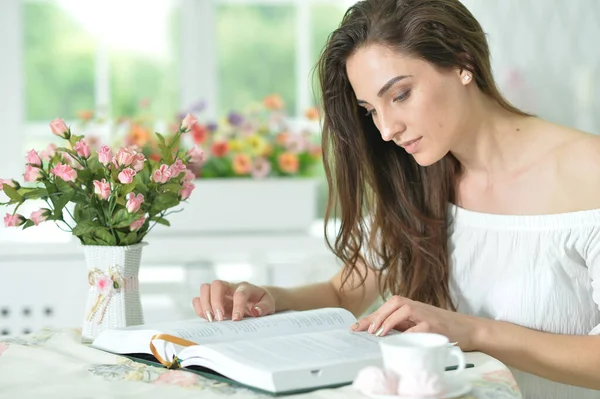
[
  {"xmin": 24, "ymin": 2, "xmax": 95, "ymax": 121},
  {"xmin": 109, "ymin": 2, "xmax": 180, "ymax": 121},
  {"xmin": 217, "ymin": 5, "xmax": 296, "ymax": 116}
]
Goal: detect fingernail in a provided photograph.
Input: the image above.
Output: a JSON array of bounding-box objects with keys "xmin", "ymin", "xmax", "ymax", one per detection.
[
  {"xmin": 233, "ymin": 311, "xmax": 241, "ymax": 321},
  {"xmin": 350, "ymin": 322, "xmax": 359, "ymax": 331},
  {"xmin": 375, "ymin": 326, "xmax": 385, "ymax": 337},
  {"xmin": 368, "ymin": 321, "xmax": 376, "ymax": 334},
  {"xmin": 215, "ymin": 309, "xmax": 223, "ymax": 321},
  {"xmin": 253, "ymin": 306, "xmax": 263, "ymax": 316},
  {"xmin": 205, "ymin": 310, "xmax": 214, "ymax": 323}
]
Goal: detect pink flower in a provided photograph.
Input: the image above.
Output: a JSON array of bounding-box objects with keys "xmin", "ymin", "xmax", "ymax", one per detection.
[
  {"xmin": 40, "ymin": 144, "xmax": 57, "ymax": 161},
  {"xmin": 62, "ymin": 152, "xmax": 82, "ymax": 169},
  {"xmin": 93, "ymin": 179, "xmax": 111, "ymax": 200},
  {"xmin": 49, "ymin": 118, "xmax": 69, "ymax": 138},
  {"xmin": 115, "ymin": 147, "xmax": 136, "ymax": 167},
  {"xmin": 130, "ymin": 216, "xmax": 146, "ymax": 231},
  {"xmin": 132, "ymin": 153, "xmax": 146, "ymax": 172},
  {"xmin": 95, "ymin": 274, "xmax": 114, "ymax": 296},
  {"xmin": 251, "ymin": 157, "xmax": 271, "ymax": 179},
  {"xmin": 126, "ymin": 193, "xmax": 144, "ymax": 213},
  {"xmin": 26, "ymin": 149, "xmax": 42, "ymax": 166},
  {"xmin": 23, "ymin": 165, "xmax": 42, "ymax": 182},
  {"xmin": 187, "ymin": 145, "xmax": 204, "ymax": 164},
  {"xmin": 0, "ymin": 179, "xmax": 15, "ymax": 191},
  {"xmin": 97, "ymin": 145, "xmax": 112, "ymax": 166},
  {"xmin": 152, "ymin": 164, "xmax": 172, "ymax": 184},
  {"xmin": 118, "ymin": 168, "xmax": 136, "ymax": 184},
  {"xmin": 30, "ymin": 209, "xmax": 50, "ymax": 226},
  {"xmin": 183, "ymin": 169, "xmax": 195, "ymax": 183},
  {"xmin": 0, "ymin": 342, "xmax": 8, "ymax": 357},
  {"xmin": 352, "ymin": 367, "xmax": 398, "ymax": 395},
  {"xmin": 74, "ymin": 139, "xmax": 91, "ymax": 158},
  {"xmin": 154, "ymin": 370, "xmax": 199, "ymax": 387},
  {"xmin": 181, "ymin": 113, "xmax": 198, "ymax": 130},
  {"xmin": 285, "ymin": 133, "xmax": 308, "ymax": 153},
  {"xmin": 168, "ymin": 159, "xmax": 186, "ymax": 178},
  {"xmin": 179, "ymin": 181, "xmax": 195, "ymax": 200},
  {"xmin": 50, "ymin": 163, "xmax": 77, "ymax": 182},
  {"xmin": 4, "ymin": 213, "xmax": 25, "ymax": 227}
]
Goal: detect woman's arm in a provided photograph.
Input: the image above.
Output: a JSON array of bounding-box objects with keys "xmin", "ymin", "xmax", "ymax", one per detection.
[
  {"xmin": 266, "ymin": 260, "xmax": 381, "ymax": 317},
  {"xmin": 475, "ymin": 319, "xmax": 600, "ymax": 390}
]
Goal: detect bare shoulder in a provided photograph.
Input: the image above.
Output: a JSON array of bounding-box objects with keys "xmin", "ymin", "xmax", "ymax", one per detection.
[{"xmin": 552, "ymin": 124, "xmax": 600, "ymax": 207}]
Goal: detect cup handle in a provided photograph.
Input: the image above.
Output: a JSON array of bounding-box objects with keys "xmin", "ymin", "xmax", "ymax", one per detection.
[{"xmin": 448, "ymin": 347, "xmax": 466, "ymax": 376}]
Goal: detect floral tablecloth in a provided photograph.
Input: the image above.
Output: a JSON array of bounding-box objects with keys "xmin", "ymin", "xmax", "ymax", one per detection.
[{"xmin": 0, "ymin": 328, "xmax": 522, "ymax": 399}]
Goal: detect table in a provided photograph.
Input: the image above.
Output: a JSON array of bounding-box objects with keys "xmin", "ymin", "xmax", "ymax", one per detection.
[{"xmin": 0, "ymin": 328, "xmax": 522, "ymax": 399}]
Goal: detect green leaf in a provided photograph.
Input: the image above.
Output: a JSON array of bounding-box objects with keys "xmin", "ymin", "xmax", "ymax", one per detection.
[
  {"xmin": 3, "ymin": 185, "xmax": 22, "ymax": 201},
  {"xmin": 112, "ymin": 208, "xmax": 140, "ymax": 228},
  {"xmin": 22, "ymin": 188, "xmax": 49, "ymax": 200},
  {"xmin": 150, "ymin": 192, "xmax": 180, "ymax": 214},
  {"xmin": 121, "ymin": 182, "xmax": 136, "ymax": 196},
  {"xmin": 151, "ymin": 216, "xmax": 170, "ymax": 226},
  {"xmin": 160, "ymin": 183, "xmax": 182, "ymax": 194},
  {"xmin": 94, "ymin": 228, "xmax": 116, "ymax": 246},
  {"xmin": 72, "ymin": 221, "xmax": 101, "ymax": 236},
  {"xmin": 21, "ymin": 220, "xmax": 35, "ymax": 230},
  {"xmin": 155, "ymin": 133, "xmax": 166, "ymax": 146},
  {"xmin": 119, "ymin": 231, "xmax": 139, "ymax": 246},
  {"xmin": 74, "ymin": 203, "xmax": 93, "ymax": 223},
  {"xmin": 51, "ymin": 178, "xmax": 75, "ymax": 219}
]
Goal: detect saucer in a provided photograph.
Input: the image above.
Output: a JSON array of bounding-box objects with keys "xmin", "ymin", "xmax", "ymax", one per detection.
[{"xmin": 364, "ymin": 375, "xmax": 471, "ymax": 399}]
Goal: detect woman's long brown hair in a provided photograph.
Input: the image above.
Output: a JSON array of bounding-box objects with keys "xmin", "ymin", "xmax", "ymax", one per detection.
[{"xmin": 317, "ymin": 0, "xmax": 529, "ymax": 310}]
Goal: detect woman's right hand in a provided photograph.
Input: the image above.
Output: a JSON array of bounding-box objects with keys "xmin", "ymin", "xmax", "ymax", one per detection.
[{"xmin": 192, "ymin": 280, "xmax": 276, "ymax": 322}]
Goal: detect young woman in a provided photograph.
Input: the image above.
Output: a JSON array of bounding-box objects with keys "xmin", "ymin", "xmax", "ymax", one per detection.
[{"xmin": 192, "ymin": 1, "xmax": 600, "ymax": 398}]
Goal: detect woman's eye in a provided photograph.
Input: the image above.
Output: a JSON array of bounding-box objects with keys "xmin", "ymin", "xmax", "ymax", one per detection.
[
  {"xmin": 393, "ymin": 90, "xmax": 411, "ymax": 103},
  {"xmin": 365, "ymin": 109, "xmax": 377, "ymax": 117}
]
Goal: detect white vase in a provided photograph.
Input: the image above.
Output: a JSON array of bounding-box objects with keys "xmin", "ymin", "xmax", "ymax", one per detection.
[{"xmin": 81, "ymin": 242, "xmax": 146, "ymax": 343}]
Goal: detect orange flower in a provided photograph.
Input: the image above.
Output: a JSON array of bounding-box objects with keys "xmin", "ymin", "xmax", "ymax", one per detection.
[
  {"xmin": 264, "ymin": 94, "xmax": 284, "ymax": 110},
  {"xmin": 191, "ymin": 123, "xmax": 208, "ymax": 145},
  {"xmin": 232, "ymin": 153, "xmax": 252, "ymax": 175},
  {"xmin": 77, "ymin": 110, "xmax": 94, "ymax": 121},
  {"xmin": 275, "ymin": 132, "xmax": 289, "ymax": 146},
  {"xmin": 128, "ymin": 124, "xmax": 151, "ymax": 147},
  {"xmin": 278, "ymin": 152, "xmax": 299, "ymax": 174},
  {"xmin": 305, "ymin": 107, "xmax": 320, "ymax": 121},
  {"xmin": 211, "ymin": 141, "xmax": 229, "ymax": 158}
]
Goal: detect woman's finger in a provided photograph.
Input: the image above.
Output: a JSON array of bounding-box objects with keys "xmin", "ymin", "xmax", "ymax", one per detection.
[
  {"xmin": 353, "ymin": 295, "xmax": 412, "ymax": 334},
  {"xmin": 199, "ymin": 283, "xmax": 214, "ymax": 322},
  {"xmin": 210, "ymin": 280, "xmax": 232, "ymax": 321},
  {"xmin": 231, "ymin": 283, "xmax": 251, "ymax": 321},
  {"xmin": 374, "ymin": 303, "xmax": 418, "ymax": 336},
  {"xmin": 403, "ymin": 321, "xmax": 432, "ymax": 333}
]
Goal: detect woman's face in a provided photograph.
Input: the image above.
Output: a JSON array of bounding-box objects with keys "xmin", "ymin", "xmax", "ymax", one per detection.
[{"xmin": 346, "ymin": 44, "xmax": 473, "ymax": 166}]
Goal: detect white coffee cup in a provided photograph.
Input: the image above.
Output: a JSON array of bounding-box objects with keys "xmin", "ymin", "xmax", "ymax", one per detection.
[{"xmin": 378, "ymin": 333, "xmax": 466, "ymax": 395}]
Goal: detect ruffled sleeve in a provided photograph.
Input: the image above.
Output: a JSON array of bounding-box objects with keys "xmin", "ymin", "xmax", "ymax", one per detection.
[{"xmin": 585, "ymin": 226, "xmax": 600, "ymax": 335}]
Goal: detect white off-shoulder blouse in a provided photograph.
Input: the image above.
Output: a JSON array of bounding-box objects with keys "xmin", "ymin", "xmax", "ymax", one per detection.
[{"xmin": 447, "ymin": 204, "xmax": 600, "ymax": 399}]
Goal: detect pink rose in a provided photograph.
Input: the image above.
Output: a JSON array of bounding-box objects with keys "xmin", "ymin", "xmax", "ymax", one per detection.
[
  {"xmin": 130, "ymin": 216, "xmax": 146, "ymax": 231},
  {"xmin": 74, "ymin": 139, "xmax": 91, "ymax": 158},
  {"xmin": 30, "ymin": 209, "xmax": 50, "ymax": 226},
  {"xmin": 251, "ymin": 157, "xmax": 271, "ymax": 179},
  {"xmin": 179, "ymin": 181, "xmax": 195, "ymax": 200},
  {"xmin": 115, "ymin": 147, "xmax": 136, "ymax": 167},
  {"xmin": 0, "ymin": 178, "xmax": 16, "ymax": 191},
  {"xmin": 183, "ymin": 169, "xmax": 195, "ymax": 183},
  {"xmin": 187, "ymin": 145, "xmax": 204, "ymax": 164},
  {"xmin": 49, "ymin": 118, "xmax": 69, "ymax": 138},
  {"xmin": 40, "ymin": 144, "xmax": 57, "ymax": 161},
  {"xmin": 126, "ymin": 193, "xmax": 144, "ymax": 213},
  {"xmin": 23, "ymin": 165, "xmax": 42, "ymax": 182},
  {"xmin": 50, "ymin": 163, "xmax": 77, "ymax": 182},
  {"xmin": 26, "ymin": 149, "xmax": 42, "ymax": 167},
  {"xmin": 132, "ymin": 153, "xmax": 146, "ymax": 172},
  {"xmin": 154, "ymin": 370, "xmax": 199, "ymax": 387},
  {"xmin": 118, "ymin": 168, "xmax": 136, "ymax": 184},
  {"xmin": 95, "ymin": 274, "xmax": 114, "ymax": 296},
  {"xmin": 97, "ymin": 145, "xmax": 112, "ymax": 166},
  {"xmin": 4, "ymin": 213, "xmax": 25, "ymax": 228},
  {"xmin": 93, "ymin": 179, "xmax": 111, "ymax": 200},
  {"xmin": 168, "ymin": 159, "xmax": 186, "ymax": 178},
  {"xmin": 152, "ymin": 164, "xmax": 172, "ymax": 184},
  {"xmin": 181, "ymin": 113, "xmax": 198, "ymax": 130}
]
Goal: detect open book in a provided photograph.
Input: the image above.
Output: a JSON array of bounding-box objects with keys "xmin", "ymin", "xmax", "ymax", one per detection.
[{"xmin": 91, "ymin": 308, "xmax": 467, "ymax": 395}]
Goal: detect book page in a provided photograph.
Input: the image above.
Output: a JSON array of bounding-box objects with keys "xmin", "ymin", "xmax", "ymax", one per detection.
[{"xmin": 91, "ymin": 307, "xmax": 357, "ymax": 355}]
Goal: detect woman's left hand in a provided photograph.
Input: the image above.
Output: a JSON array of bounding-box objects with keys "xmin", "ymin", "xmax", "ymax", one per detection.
[{"xmin": 352, "ymin": 295, "xmax": 485, "ymax": 351}]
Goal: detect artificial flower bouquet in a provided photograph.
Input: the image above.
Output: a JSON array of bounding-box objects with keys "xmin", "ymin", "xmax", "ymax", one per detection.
[
  {"xmin": 0, "ymin": 115, "xmax": 204, "ymax": 246},
  {"xmin": 187, "ymin": 94, "xmax": 323, "ymax": 179}
]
